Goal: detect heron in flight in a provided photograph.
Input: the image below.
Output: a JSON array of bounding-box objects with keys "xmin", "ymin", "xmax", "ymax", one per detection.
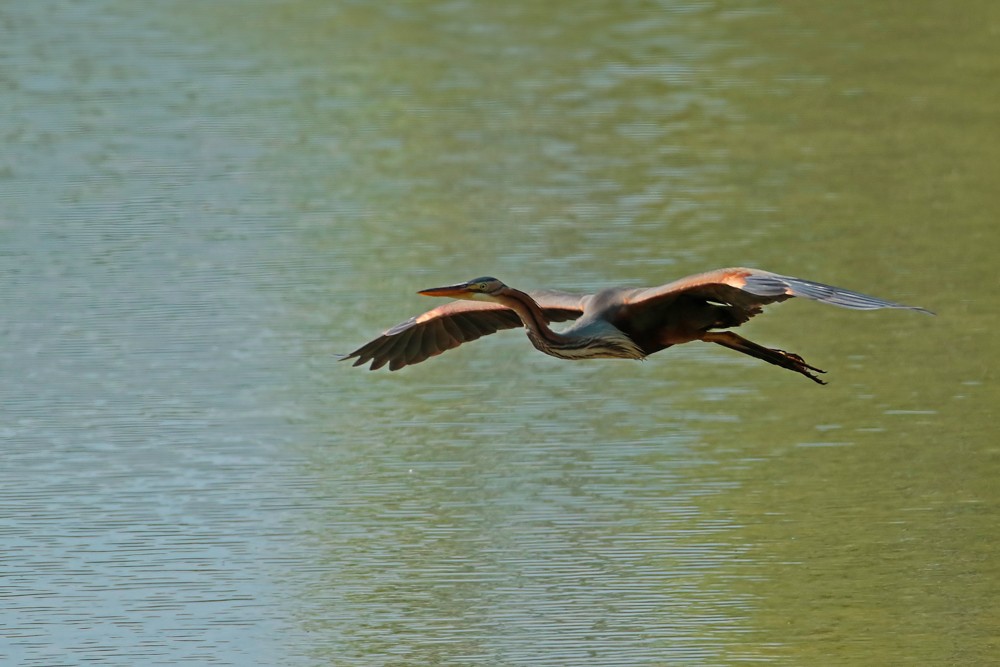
[{"xmin": 343, "ymin": 267, "xmax": 930, "ymax": 383}]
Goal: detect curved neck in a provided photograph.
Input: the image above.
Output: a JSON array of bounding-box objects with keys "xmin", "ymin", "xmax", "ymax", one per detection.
[
  {"xmin": 495, "ymin": 288, "xmax": 567, "ymax": 346},
  {"xmin": 492, "ymin": 286, "xmax": 645, "ymax": 361}
]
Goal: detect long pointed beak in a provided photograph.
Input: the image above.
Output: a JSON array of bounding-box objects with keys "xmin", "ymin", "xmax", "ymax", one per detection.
[{"xmin": 418, "ymin": 282, "xmax": 474, "ymax": 298}]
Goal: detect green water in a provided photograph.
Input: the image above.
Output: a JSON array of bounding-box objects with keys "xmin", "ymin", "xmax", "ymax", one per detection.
[{"xmin": 3, "ymin": 1, "xmax": 997, "ymax": 664}]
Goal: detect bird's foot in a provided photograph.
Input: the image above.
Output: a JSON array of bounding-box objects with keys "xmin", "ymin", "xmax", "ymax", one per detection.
[
  {"xmin": 700, "ymin": 332, "xmax": 829, "ymax": 385},
  {"xmin": 774, "ymin": 349, "xmax": 827, "ymax": 384}
]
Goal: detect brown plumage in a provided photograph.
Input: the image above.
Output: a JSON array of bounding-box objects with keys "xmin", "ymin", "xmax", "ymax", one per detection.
[{"xmin": 342, "ymin": 267, "xmax": 931, "ymax": 383}]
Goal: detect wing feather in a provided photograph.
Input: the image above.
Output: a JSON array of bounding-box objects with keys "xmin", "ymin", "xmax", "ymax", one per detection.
[
  {"xmin": 743, "ymin": 273, "xmax": 931, "ymax": 311},
  {"xmin": 343, "ymin": 290, "xmax": 588, "ymax": 371},
  {"xmin": 395, "ymin": 325, "xmax": 425, "ymax": 370},
  {"xmin": 627, "ymin": 267, "xmax": 930, "ymax": 314}
]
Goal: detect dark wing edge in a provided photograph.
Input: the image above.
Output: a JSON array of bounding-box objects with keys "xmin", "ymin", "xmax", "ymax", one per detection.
[
  {"xmin": 341, "ymin": 290, "xmax": 588, "ymax": 371},
  {"xmin": 743, "ymin": 272, "xmax": 934, "ymax": 314}
]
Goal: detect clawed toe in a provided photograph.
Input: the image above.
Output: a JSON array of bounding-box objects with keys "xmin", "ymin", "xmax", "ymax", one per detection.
[
  {"xmin": 776, "ymin": 349, "xmax": 825, "ymax": 374},
  {"xmin": 772, "ymin": 349, "xmax": 826, "ymax": 383},
  {"xmin": 799, "ymin": 366, "xmax": 828, "ymax": 385}
]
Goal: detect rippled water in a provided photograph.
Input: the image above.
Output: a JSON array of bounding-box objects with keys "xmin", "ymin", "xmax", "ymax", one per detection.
[{"xmin": 3, "ymin": 1, "xmax": 998, "ymax": 665}]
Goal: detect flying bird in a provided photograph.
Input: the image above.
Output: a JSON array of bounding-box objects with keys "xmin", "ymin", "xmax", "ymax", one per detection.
[{"xmin": 342, "ymin": 267, "xmax": 931, "ymax": 383}]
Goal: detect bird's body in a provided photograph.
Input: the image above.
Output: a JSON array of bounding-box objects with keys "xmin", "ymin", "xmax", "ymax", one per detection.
[{"xmin": 343, "ymin": 267, "xmax": 930, "ymax": 383}]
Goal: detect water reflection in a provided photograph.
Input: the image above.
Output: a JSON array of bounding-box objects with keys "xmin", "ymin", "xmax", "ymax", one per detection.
[{"xmin": 3, "ymin": 0, "xmax": 998, "ymax": 665}]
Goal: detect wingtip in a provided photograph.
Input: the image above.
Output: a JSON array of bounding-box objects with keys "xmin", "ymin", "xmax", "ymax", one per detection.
[
  {"xmin": 887, "ymin": 304, "xmax": 935, "ymax": 315},
  {"xmin": 338, "ymin": 352, "xmax": 373, "ymax": 369}
]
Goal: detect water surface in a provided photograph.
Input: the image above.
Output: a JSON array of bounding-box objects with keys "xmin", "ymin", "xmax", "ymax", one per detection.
[{"xmin": 2, "ymin": 1, "xmax": 998, "ymax": 665}]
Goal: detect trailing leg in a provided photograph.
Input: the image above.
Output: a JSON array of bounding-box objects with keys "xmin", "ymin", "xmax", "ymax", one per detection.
[{"xmin": 701, "ymin": 331, "xmax": 827, "ymax": 384}]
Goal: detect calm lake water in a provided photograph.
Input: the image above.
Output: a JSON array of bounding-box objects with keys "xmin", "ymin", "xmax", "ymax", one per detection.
[{"xmin": 3, "ymin": 1, "xmax": 998, "ymax": 665}]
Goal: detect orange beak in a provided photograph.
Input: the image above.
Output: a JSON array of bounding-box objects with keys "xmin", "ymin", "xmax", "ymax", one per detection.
[{"xmin": 418, "ymin": 281, "xmax": 476, "ymax": 298}]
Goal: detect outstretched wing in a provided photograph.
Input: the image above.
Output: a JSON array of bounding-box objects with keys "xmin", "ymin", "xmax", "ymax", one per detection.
[
  {"xmin": 625, "ymin": 267, "xmax": 931, "ymax": 317},
  {"xmin": 343, "ymin": 290, "xmax": 588, "ymax": 371}
]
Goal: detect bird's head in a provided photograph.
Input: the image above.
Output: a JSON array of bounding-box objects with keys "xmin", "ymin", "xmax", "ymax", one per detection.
[{"xmin": 418, "ymin": 277, "xmax": 507, "ymax": 301}]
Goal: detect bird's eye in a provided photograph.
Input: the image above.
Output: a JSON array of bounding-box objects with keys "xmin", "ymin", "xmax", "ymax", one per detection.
[{"xmin": 478, "ymin": 283, "xmax": 488, "ymax": 291}]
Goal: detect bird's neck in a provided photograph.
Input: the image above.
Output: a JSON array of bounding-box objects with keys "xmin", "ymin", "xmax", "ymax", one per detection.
[
  {"xmin": 496, "ymin": 289, "xmax": 568, "ymax": 346},
  {"xmin": 496, "ymin": 288, "xmax": 645, "ymax": 361}
]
